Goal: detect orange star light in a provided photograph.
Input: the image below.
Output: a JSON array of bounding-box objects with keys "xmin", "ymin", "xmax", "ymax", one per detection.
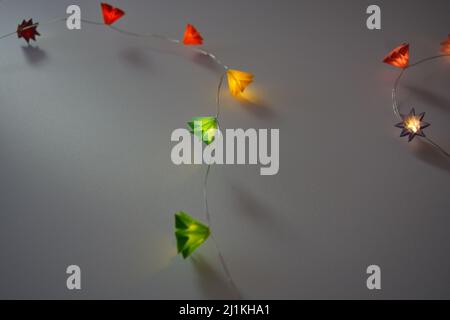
[
  {"xmin": 383, "ymin": 44, "xmax": 409, "ymax": 69},
  {"xmin": 183, "ymin": 24, "xmax": 203, "ymax": 45},
  {"xmin": 101, "ymin": 3, "xmax": 125, "ymax": 26},
  {"xmin": 441, "ymin": 35, "xmax": 450, "ymax": 54}
]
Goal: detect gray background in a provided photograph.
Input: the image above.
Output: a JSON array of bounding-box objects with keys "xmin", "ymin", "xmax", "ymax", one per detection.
[{"xmin": 0, "ymin": 0, "xmax": 449, "ymax": 299}]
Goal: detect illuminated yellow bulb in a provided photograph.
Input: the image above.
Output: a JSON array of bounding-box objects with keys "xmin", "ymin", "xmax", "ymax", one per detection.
[
  {"xmin": 405, "ymin": 116, "xmax": 421, "ymax": 133},
  {"xmin": 227, "ymin": 69, "xmax": 254, "ymax": 97}
]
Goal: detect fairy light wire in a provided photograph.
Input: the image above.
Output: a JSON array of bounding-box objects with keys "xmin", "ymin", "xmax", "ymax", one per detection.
[
  {"xmin": 391, "ymin": 53, "xmax": 450, "ymax": 158},
  {"xmin": 203, "ymin": 71, "xmax": 241, "ymax": 298},
  {"xmin": 1, "ymin": 15, "xmax": 241, "ymax": 298}
]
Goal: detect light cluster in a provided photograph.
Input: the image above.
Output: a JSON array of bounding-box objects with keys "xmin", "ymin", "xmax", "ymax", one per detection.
[{"xmin": 383, "ymin": 38, "xmax": 450, "ymax": 157}]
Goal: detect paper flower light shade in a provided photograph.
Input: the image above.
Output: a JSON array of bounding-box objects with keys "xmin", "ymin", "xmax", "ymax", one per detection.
[
  {"xmin": 441, "ymin": 35, "xmax": 450, "ymax": 54},
  {"xmin": 175, "ymin": 211, "xmax": 210, "ymax": 259},
  {"xmin": 183, "ymin": 24, "xmax": 203, "ymax": 45},
  {"xmin": 395, "ymin": 108, "xmax": 430, "ymax": 142},
  {"xmin": 383, "ymin": 44, "xmax": 409, "ymax": 69},
  {"xmin": 188, "ymin": 117, "xmax": 218, "ymax": 145},
  {"xmin": 227, "ymin": 69, "xmax": 254, "ymax": 97},
  {"xmin": 101, "ymin": 3, "xmax": 125, "ymax": 25},
  {"xmin": 17, "ymin": 19, "xmax": 40, "ymax": 44}
]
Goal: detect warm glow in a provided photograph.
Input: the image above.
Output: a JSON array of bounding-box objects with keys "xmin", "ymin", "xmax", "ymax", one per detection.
[
  {"xmin": 383, "ymin": 44, "xmax": 409, "ymax": 69},
  {"xmin": 227, "ymin": 69, "xmax": 254, "ymax": 97},
  {"xmin": 441, "ymin": 35, "xmax": 450, "ymax": 54},
  {"xmin": 183, "ymin": 24, "xmax": 203, "ymax": 45},
  {"xmin": 101, "ymin": 3, "xmax": 125, "ymax": 26},
  {"xmin": 405, "ymin": 116, "xmax": 421, "ymax": 133}
]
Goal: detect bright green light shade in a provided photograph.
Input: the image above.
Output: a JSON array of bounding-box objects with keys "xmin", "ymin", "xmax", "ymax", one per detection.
[
  {"xmin": 175, "ymin": 211, "xmax": 211, "ymax": 259},
  {"xmin": 187, "ymin": 117, "xmax": 218, "ymax": 145}
]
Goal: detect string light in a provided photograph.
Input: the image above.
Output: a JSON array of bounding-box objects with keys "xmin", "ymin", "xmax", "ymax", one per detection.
[
  {"xmin": 227, "ymin": 69, "xmax": 254, "ymax": 97},
  {"xmin": 2, "ymin": 1, "xmax": 248, "ymax": 298},
  {"xmin": 17, "ymin": 19, "xmax": 40, "ymax": 44},
  {"xmin": 187, "ymin": 117, "xmax": 218, "ymax": 145},
  {"xmin": 385, "ymin": 41, "xmax": 450, "ymax": 158},
  {"xmin": 100, "ymin": 3, "xmax": 125, "ymax": 26},
  {"xmin": 394, "ymin": 108, "xmax": 430, "ymax": 142},
  {"xmin": 183, "ymin": 24, "xmax": 203, "ymax": 46},
  {"xmin": 441, "ymin": 35, "xmax": 450, "ymax": 54},
  {"xmin": 175, "ymin": 212, "xmax": 211, "ymax": 259}
]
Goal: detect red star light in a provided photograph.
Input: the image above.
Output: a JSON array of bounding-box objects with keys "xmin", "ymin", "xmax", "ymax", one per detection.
[
  {"xmin": 395, "ymin": 108, "xmax": 430, "ymax": 142},
  {"xmin": 17, "ymin": 19, "xmax": 40, "ymax": 44}
]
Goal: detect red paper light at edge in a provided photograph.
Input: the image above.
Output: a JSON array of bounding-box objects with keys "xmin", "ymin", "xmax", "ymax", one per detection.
[
  {"xmin": 17, "ymin": 19, "xmax": 40, "ymax": 44},
  {"xmin": 183, "ymin": 24, "xmax": 203, "ymax": 45},
  {"xmin": 101, "ymin": 3, "xmax": 125, "ymax": 26},
  {"xmin": 441, "ymin": 35, "xmax": 450, "ymax": 54},
  {"xmin": 383, "ymin": 43, "xmax": 410, "ymax": 69}
]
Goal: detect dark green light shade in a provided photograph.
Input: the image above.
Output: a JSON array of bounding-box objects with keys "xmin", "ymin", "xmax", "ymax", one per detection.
[
  {"xmin": 187, "ymin": 117, "xmax": 218, "ymax": 145},
  {"xmin": 175, "ymin": 211, "xmax": 211, "ymax": 259}
]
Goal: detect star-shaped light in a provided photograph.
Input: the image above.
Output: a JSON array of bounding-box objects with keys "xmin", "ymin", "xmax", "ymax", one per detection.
[
  {"xmin": 395, "ymin": 108, "xmax": 430, "ymax": 142},
  {"xmin": 383, "ymin": 43, "xmax": 409, "ymax": 69},
  {"xmin": 441, "ymin": 35, "xmax": 450, "ymax": 54},
  {"xmin": 17, "ymin": 19, "xmax": 40, "ymax": 44}
]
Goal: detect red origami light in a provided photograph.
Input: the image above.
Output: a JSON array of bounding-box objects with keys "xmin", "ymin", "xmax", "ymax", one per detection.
[
  {"xmin": 383, "ymin": 44, "xmax": 409, "ymax": 69},
  {"xmin": 441, "ymin": 35, "xmax": 450, "ymax": 54},
  {"xmin": 101, "ymin": 3, "xmax": 125, "ymax": 26},
  {"xmin": 17, "ymin": 19, "xmax": 40, "ymax": 44},
  {"xmin": 183, "ymin": 24, "xmax": 203, "ymax": 45}
]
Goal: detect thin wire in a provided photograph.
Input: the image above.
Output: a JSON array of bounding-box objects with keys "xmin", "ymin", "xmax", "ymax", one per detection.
[
  {"xmin": 0, "ymin": 16, "xmax": 66, "ymax": 40},
  {"xmin": 0, "ymin": 15, "xmax": 240, "ymax": 297},
  {"xmin": 391, "ymin": 53, "xmax": 450, "ymax": 158}
]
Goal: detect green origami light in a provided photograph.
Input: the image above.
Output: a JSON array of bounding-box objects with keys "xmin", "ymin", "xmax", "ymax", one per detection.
[
  {"xmin": 175, "ymin": 211, "xmax": 211, "ymax": 259},
  {"xmin": 187, "ymin": 117, "xmax": 218, "ymax": 145}
]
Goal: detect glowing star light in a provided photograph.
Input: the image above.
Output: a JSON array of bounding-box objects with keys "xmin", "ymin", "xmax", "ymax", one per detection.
[
  {"xmin": 175, "ymin": 211, "xmax": 210, "ymax": 259},
  {"xmin": 183, "ymin": 24, "xmax": 203, "ymax": 45},
  {"xmin": 188, "ymin": 117, "xmax": 218, "ymax": 145},
  {"xmin": 395, "ymin": 108, "xmax": 430, "ymax": 142},
  {"xmin": 101, "ymin": 3, "xmax": 125, "ymax": 26},
  {"xmin": 17, "ymin": 19, "xmax": 40, "ymax": 44},
  {"xmin": 383, "ymin": 44, "xmax": 409, "ymax": 69},
  {"xmin": 227, "ymin": 69, "xmax": 254, "ymax": 97},
  {"xmin": 441, "ymin": 35, "xmax": 450, "ymax": 54}
]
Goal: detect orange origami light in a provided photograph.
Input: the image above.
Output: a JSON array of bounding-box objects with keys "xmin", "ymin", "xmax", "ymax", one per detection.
[
  {"xmin": 441, "ymin": 35, "xmax": 450, "ymax": 54},
  {"xmin": 101, "ymin": 3, "xmax": 125, "ymax": 26},
  {"xmin": 183, "ymin": 24, "xmax": 203, "ymax": 45},
  {"xmin": 227, "ymin": 69, "xmax": 254, "ymax": 97},
  {"xmin": 383, "ymin": 44, "xmax": 409, "ymax": 69}
]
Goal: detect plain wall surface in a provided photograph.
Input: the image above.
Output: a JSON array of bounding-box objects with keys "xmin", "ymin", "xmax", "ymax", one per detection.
[{"xmin": 0, "ymin": 0, "xmax": 449, "ymax": 299}]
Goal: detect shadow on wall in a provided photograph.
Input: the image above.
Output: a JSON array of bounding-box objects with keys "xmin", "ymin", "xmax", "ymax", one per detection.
[{"xmin": 21, "ymin": 45, "xmax": 48, "ymax": 66}]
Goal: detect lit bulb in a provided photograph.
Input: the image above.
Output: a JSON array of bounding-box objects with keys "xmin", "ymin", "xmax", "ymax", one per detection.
[{"xmin": 405, "ymin": 116, "xmax": 421, "ymax": 133}]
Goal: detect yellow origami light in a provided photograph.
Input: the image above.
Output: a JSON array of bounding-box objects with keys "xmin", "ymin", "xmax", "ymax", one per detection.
[{"xmin": 227, "ymin": 69, "xmax": 254, "ymax": 97}]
